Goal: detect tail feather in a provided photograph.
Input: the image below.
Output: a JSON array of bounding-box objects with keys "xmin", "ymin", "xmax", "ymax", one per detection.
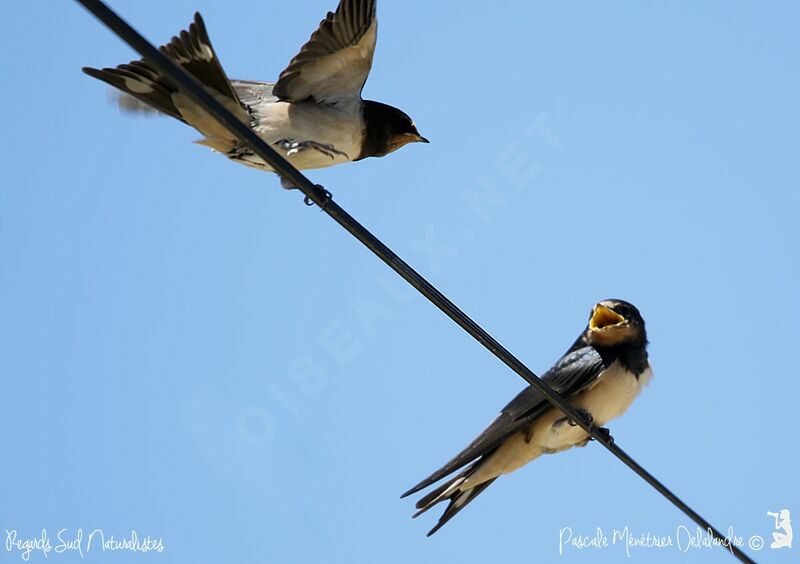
[
  {"xmin": 423, "ymin": 478, "xmax": 497, "ymax": 537},
  {"xmin": 82, "ymin": 12, "xmax": 249, "ymax": 131},
  {"xmin": 109, "ymin": 89, "xmax": 162, "ymax": 117},
  {"xmin": 412, "ymin": 476, "xmax": 465, "ymax": 517},
  {"xmin": 410, "ymin": 463, "xmax": 499, "ymax": 536},
  {"xmin": 83, "ymin": 62, "xmax": 184, "ymax": 121}
]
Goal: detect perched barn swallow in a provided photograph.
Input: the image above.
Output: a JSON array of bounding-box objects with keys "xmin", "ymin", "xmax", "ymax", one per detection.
[
  {"xmin": 403, "ymin": 299, "xmax": 652, "ymax": 536},
  {"xmin": 83, "ymin": 0, "xmax": 427, "ymax": 189}
]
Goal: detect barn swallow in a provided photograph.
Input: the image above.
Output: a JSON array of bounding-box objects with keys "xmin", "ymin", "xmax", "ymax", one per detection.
[
  {"xmin": 403, "ymin": 299, "xmax": 652, "ymax": 536},
  {"xmin": 82, "ymin": 0, "xmax": 427, "ymax": 189}
]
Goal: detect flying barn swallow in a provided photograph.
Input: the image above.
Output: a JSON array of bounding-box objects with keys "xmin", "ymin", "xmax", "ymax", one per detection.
[
  {"xmin": 403, "ymin": 300, "xmax": 652, "ymax": 536},
  {"xmin": 83, "ymin": 0, "xmax": 427, "ymax": 189}
]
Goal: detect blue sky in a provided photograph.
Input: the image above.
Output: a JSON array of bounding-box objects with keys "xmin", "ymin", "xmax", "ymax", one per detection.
[{"xmin": 1, "ymin": 1, "xmax": 798, "ymax": 562}]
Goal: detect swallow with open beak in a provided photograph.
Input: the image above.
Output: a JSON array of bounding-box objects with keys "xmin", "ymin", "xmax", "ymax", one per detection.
[
  {"xmin": 83, "ymin": 0, "xmax": 428, "ymax": 189},
  {"xmin": 403, "ymin": 299, "xmax": 652, "ymax": 536}
]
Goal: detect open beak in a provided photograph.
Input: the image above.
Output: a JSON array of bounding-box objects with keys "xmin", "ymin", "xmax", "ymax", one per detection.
[{"xmin": 590, "ymin": 304, "xmax": 626, "ymax": 331}]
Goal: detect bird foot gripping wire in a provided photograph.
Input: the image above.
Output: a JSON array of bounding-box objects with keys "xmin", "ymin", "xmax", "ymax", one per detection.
[
  {"xmin": 279, "ymin": 175, "xmax": 333, "ymax": 210},
  {"xmin": 568, "ymin": 408, "xmax": 593, "ymax": 428},
  {"xmin": 590, "ymin": 426, "xmax": 614, "ymax": 445},
  {"xmin": 304, "ymin": 187, "xmax": 333, "ymax": 211},
  {"xmin": 568, "ymin": 409, "xmax": 614, "ymax": 445}
]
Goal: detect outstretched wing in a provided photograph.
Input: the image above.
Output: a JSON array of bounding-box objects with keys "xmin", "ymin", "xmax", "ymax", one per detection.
[
  {"xmin": 402, "ymin": 346, "xmax": 608, "ymax": 498},
  {"xmin": 273, "ymin": 0, "xmax": 377, "ymax": 104}
]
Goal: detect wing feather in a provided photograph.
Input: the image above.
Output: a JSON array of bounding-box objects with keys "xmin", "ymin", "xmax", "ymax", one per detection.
[
  {"xmin": 273, "ymin": 0, "xmax": 377, "ymax": 103},
  {"xmin": 402, "ymin": 346, "xmax": 608, "ymax": 498}
]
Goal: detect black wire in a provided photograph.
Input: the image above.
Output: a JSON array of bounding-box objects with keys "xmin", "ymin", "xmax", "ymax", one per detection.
[{"xmin": 73, "ymin": 2, "xmax": 755, "ymax": 561}]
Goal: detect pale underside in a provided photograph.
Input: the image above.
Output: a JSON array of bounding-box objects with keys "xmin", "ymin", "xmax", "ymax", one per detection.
[
  {"xmin": 194, "ymin": 90, "xmax": 365, "ymax": 173},
  {"xmin": 463, "ymin": 362, "xmax": 653, "ymax": 488}
]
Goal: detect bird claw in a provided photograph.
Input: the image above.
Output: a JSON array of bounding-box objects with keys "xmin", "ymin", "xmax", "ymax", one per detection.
[
  {"xmin": 304, "ymin": 186, "xmax": 333, "ymax": 210},
  {"xmin": 569, "ymin": 409, "xmax": 593, "ymax": 427},
  {"xmin": 278, "ymin": 139, "xmax": 348, "ymax": 160},
  {"xmin": 590, "ymin": 426, "xmax": 614, "ymax": 444},
  {"xmin": 566, "ymin": 409, "xmax": 613, "ymax": 443}
]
